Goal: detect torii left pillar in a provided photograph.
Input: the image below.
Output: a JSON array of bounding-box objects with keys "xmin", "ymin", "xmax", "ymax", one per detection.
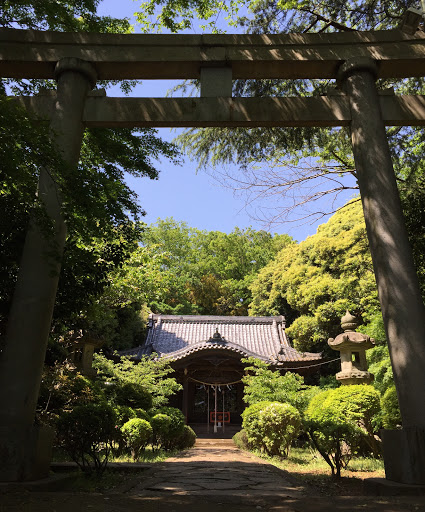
[{"xmin": 0, "ymin": 58, "xmax": 96, "ymax": 481}]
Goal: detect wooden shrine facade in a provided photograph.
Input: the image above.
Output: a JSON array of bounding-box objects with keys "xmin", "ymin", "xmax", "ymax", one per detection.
[{"xmin": 121, "ymin": 315, "xmax": 321, "ymax": 430}]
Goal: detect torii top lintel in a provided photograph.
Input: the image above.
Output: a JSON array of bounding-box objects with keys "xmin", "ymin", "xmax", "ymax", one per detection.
[{"xmin": 2, "ymin": 27, "xmax": 425, "ymax": 80}]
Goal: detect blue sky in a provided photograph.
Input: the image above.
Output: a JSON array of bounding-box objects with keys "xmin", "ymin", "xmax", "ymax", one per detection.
[{"xmin": 97, "ymin": 0, "xmax": 357, "ymax": 241}]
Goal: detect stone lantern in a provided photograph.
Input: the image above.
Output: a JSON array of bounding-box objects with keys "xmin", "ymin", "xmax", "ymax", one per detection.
[
  {"xmin": 328, "ymin": 311, "xmax": 375, "ymax": 385},
  {"xmin": 71, "ymin": 335, "xmax": 104, "ymax": 377}
]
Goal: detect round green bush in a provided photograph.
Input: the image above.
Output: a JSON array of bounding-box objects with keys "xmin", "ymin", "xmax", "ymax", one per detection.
[
  {"xmin": 242, "ymin": 401, "xmax": 300, "ymax": 457},
  {"xmin": 233, "ymin": 429, "xmax": 250, "ymax": 451},
  {"xmin": 121, "ymin": 418, "xmax": 153, "ymax": 459},
  {"xmin": 56, "ymin": 403, "xmax": 116, "ymax": 474},
  {"xmin": 305, "ymin": 388, "xmax": 370, "ymax": 477},
  {"xmin": 241, "ymin": 401, "xmax": 272, "ymax": 450},
  {"xmin": 258, "ymin": 402, "xmax": 301, "ymax": 457},
  {"xmin": 175, "ymin": 425, "xmax": 196, "ymax": 450},
  {"xmin": 154, "ymin": 406, "xmax": 185, "ymax": 450},
  {"xmin": 155, "ymin": 407, "xmax": 185, "ymax": 437},
  {"xmin": 150, "ymin": 413, "xmax": 172, "ymax": 449}
]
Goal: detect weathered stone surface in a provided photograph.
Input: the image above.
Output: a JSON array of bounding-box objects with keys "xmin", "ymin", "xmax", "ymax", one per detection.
[
  {"xmin": 11, "ymin": 95, "xmax": 425, "ymax": 128},
  {"xmin": 382, "ymin": 428, "xmax": 425, "ymax": 485},
  {"xmin": 2, "ymin": 28, "xmax": 425, "ymax": 80}
]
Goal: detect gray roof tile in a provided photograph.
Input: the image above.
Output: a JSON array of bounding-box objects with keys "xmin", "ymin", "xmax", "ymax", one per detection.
[{"xmin": 120, "ymin": 314, "xmax": 322, "ymax": 365}]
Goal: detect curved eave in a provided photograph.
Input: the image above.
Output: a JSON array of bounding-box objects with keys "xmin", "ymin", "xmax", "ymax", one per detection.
[
  {"xmin": 269, "ymin": 350, "xmax": 324, "ymax": 367},
  {"xmin": 159, "ymin": 341, "xmax": 270, "ymax": 363}
]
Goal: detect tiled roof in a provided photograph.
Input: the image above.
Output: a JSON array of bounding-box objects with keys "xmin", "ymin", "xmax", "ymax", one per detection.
[{"xmin": 120, "ymin": 314, "xmax": 322, "ymax": 365}]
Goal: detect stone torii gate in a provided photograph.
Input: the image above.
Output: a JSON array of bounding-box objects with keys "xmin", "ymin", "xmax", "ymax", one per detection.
[{"xmin": 1, "ymin": 27, "xmax": 425, "ymax": 485}]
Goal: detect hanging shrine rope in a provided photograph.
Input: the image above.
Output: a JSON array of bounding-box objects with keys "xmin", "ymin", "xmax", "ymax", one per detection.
[{"xmin": 188, "ymin": 376, "xmax": 242, "ymax": 386}]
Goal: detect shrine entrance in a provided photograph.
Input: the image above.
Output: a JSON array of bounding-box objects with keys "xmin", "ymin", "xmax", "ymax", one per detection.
[
  {"xmin": 2, "ymin": 26, "xmax": 425, "ymax": 484},
  {"xmin": 191, "ymin": 383, "xmax": 243, "ymax": 432}
]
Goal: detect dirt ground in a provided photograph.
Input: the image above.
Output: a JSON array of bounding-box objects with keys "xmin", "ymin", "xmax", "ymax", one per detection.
[{"xmin": 1, "ymin": 439, "xmax": 425, "ymax": 512}]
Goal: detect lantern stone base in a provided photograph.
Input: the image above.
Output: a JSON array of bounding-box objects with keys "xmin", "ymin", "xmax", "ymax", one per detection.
[
  {"xmin": 382, "ymin": 428, "xmax": 425, "ymax": 485},
  {"xmin": 336, "ymin": 370, "xmax": 374, "ymax": 385},
  {"xmin": 0, "ymin": 425, "xmax": 54, "ymax": 482}
]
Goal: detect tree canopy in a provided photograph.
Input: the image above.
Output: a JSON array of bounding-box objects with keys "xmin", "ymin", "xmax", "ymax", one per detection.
[
  {"xmin": 0, "ymin": 1, "xmax": 181, "ymax": 343},
  {"xmin": 249, "ymin": 200, "xmax": 380, "ymax": 352}
]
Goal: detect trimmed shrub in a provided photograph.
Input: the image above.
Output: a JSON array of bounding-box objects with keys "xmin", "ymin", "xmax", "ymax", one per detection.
[
  {"xmin": 258, "ymin": 402, "xmax": 301, "ymax": 457},
  {"xmin": 241, "ymin": 401, "xmax": 271, "ymax": 450},
  {"xmin": 154, "ymin": 406, "xmax": 185, "ymax": 450},
  {"xmin": 113, "ymin": 405, "xmax": 137, "ymax": 454},
  {"xmin": 233, "ymin": 429, "xmax": 250, "ymax": 451},
  {"xmin": 150, "ymin": 413, "xmax": 172, "ymax": 450},
  {"xmin": 56, "ymin": 403, "xmax": 116, "ymax": 474},
  {"xmin": 305, "ymin": 387, "xmax": 377, "ymax": 477},
  {"xmin": 327, "ymin": 385, "xmax": 381, "ymax": 456},
  {"xmin": 175, "ymin": 425, "xmax": 197, "ymax": 450},
  {"xmin": 242, "ymin": 401, "xmax": 301, "ymax": 457},
  {"xmin": 121, "ymin": 418, "xmax": 153, "ymax": 460}
]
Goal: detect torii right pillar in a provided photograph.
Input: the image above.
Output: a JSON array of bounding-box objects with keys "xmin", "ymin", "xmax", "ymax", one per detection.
[{"xmin": 339, "ymin": 57, "xmax": 425, "ymax": 486}]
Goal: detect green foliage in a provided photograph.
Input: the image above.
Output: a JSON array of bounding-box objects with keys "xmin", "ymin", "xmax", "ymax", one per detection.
[
  {"xmin": 154, "ymin": 406, "xmax": 185, "ymax": 436},
  {"xmin": 0, "ymin": 0, "xmax": 133, "ymax": 33},
  {"xmin": 250, "ymin": 201, "xmax": 380, "ymax": 354},
  {"xmin": 113, "ymin": 405, "xmax": 137, "ymax": 428},
  {"xmin": 134, "ymin": 408, "xmax": 151, "ymax": 422},
  {"xmin": 242, "ymin": 358, "xmax": 309, "ymax": 413},
  {"xmin": 134, "ymin": 219, "xmax": 291, "ymax": 316},
  {"xmin": 136, "ymin": 0, "xmax": 243, "ymax": 32},
  {"xmin": 331, "ymin": 385, "xmax": 381, "ymax": 450},
  {"xmin": 232, "ymin": 429, "xmax": 250, "ymax": 451},
  {"xmin": 150, "ymin": 413, "xmax": 172, "ymax": 450},
  {"xmin": 174, "ymin": 425, "xmax": 197, "ymax": 450},
  {"xmin": 305, "ymin": 390, "xmax": 362, "ymax": 478},
  {"xmin": 153, "ymin": 406, "xmax": 186, "ymax": 450},
  {"xmin": 36, "ymin": 363, "xmax": 105, "ymax": 425},
  {"xmin": 114, "ymin": 382, "xmax": 153, "ymax": 411},
  {"xmin": 93, "ymin": 353, "xmax": 181, "ymax": 408},
  {"xmin": 381, "ymin": 386, "xmax": 402, "ymax": 429},
  {"xmin": 56, "ymin": 403, "xmax": 117, "ymax": 474},
  {"xmin": 242, "ymin": 401, "xmax": 301, "ymax": 457},
  {"xmin": 305, "ymin": 385, "xmax": 381, "ymax": 477},
  {"xmin": 121, "ymin": 418, "xmax": 153, "ymax": 460}
]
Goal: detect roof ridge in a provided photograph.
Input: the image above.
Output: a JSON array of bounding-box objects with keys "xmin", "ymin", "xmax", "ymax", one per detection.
[{"xmin": 150, "ymin": 314, "xmax": 285, "ymax": 324}]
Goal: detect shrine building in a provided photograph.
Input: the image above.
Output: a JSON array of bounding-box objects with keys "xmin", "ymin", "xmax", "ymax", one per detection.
[{"xmin": 121, "ymin": 314, "xmax": 322, "ymax": 436}]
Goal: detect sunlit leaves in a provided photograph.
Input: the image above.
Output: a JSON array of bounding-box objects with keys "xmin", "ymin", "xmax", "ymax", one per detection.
[{"xmin": 249, "ymin": 200, "xmax": 380, "ymax": 352}]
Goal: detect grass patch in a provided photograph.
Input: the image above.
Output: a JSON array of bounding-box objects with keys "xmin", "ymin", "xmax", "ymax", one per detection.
[
  {"xmin": 109, "ymin": 447, "xmax": 177, "ymax": 463},
  {"xmin": 273, "ymin": 447, "xmax": 384, "ymax": 474},
  {"xmin": 52, "ymin": 446, "xmax": 175, "ymax": 464},
  {"xmin": 243, "ymin": 446, "xmax": 385, "ymax": 495}
]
